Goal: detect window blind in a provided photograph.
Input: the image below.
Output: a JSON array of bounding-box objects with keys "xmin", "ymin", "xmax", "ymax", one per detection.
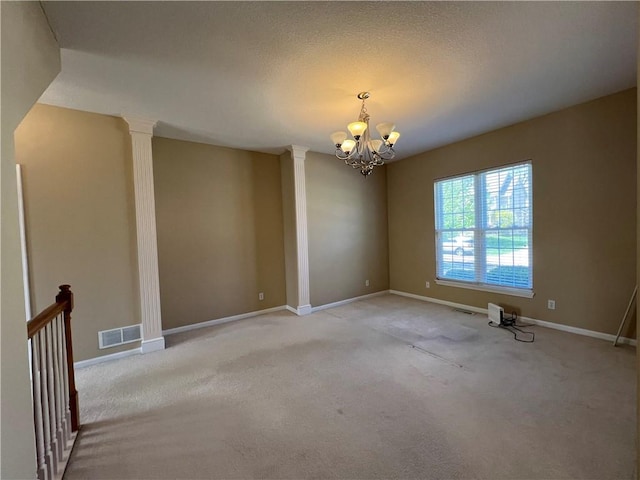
[{"xmin": 434, "ymin": 162, "xmax": 532, "ymax": 292}]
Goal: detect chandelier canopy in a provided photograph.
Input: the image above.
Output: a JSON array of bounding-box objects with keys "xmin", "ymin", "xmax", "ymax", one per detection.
[{"xmin": 330, "ymin": 92, "xmax": 401, "ymax": 177}]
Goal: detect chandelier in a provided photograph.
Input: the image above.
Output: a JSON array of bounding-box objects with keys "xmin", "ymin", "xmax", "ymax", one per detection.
[{"xmin": 330, "ymin": 92, "xmax": 401, "ymax": 177}]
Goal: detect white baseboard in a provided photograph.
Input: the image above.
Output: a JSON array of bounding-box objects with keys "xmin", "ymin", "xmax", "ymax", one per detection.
[
  {"xmin": 284, "ymin": 304, "xmax": 313, "ymax": 315},
  {"xmin": 74, "ymin": 347, "xmax": 141, "ymax": 369},
  {"xmin": 163, "ymin": 305, "xmax": 287, "ymax": 336},
  {"xmin": 520, "ymin": 316, "xmax": 637, "ymax": 346},
  {"xmin": 389, "ymin": 289, "xmax": 637, "ymax": 346},
  {"xmin": 311, "ymin": 290, "xmax": 390, "ymax": 313},
  {"xmin": 141, "ymin": 336, "xmax": 165, "ymax": 353},
  {"xmin": 389, "ymin": 290, "xmax": 487, "ymax": 314}
]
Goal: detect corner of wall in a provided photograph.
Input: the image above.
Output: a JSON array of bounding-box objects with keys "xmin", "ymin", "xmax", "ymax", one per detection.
[{"xmin": 1, "ymin": 2, "xmax": 61, "ymax": 477}]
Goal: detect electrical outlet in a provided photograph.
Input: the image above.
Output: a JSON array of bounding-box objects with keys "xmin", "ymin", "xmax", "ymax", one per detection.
[
  {"xmin": 258, "ymin": 292, "xmax": 264, "ymax": 301},
  {"xmin": 365, "ymin": 279, "xmax": 370, "ymax": 287},
  {"xmin": 425, "ymin": 281, "xmax": 430, "ymax": 289},
  {"xmin": 547, "ymin": 299, "xmax": 555, "ymax": 310}
]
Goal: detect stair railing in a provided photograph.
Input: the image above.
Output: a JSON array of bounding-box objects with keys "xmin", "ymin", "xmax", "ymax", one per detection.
[{"xmin": 26, "ymin": 284, "xmax": 79, "ymax": 480}]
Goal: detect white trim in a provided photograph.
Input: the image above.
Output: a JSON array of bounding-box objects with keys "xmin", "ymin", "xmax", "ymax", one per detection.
[
  {"xmin": 121, "ymin": 115, "xmax": 156, "ymax": 135},
  {"xmin": 74, "ymin": 347, "xmax": 141, "ymax": 369},
  {"xmin": 16, "ymin": 164, "xmax": 31, "ymax": 320},
  {"xmin": 520, "ymin": 316, "xmax": 637, "ymax": 346},
  {"xmin": 163, "ymin": 305, "xmax": 287, "ymax": 336},
  {"xmin": 389, "ymin": 290, "xmax": 637, "ymax": 345},
  {"xmin": 390, "ymin": 290, "xmax": 487, "ymax": 314},
  {"xmin": 141, "ymin": 336, "xmax": 165, "ymax": 353},
  {"xmin": 311, "ymin": 290, "xmax": 390, "ymax": 312},
  {"xmin": 53, "ymin": 431, "xmax": 77, "ymax": 480},
  {"xmin": 434, "ymin": 279, "xmax": 535, "ymax": 299},
  {"xmin": 284, "ymin": 304, "xmax": 312, "ymax": 316}
]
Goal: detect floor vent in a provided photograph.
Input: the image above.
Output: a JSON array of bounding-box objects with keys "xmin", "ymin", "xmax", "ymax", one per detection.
[
  {"xmin": 453, "ymin": 308, "xmax": 475, "ymax": 315},
  {"xmin": 99, "ymin": 324, "xmax": 142, "ymax": 349}
]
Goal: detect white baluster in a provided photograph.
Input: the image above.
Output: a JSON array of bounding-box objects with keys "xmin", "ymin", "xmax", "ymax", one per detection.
[
  {"xmin": 53, "ymin": 316, "xmax": 65, "ymax": 459},
  {"xmin": 39, "ymin": 328, "xmax": 55, "ymax": 479},
  {"xmin": 56, "ymin": 315, "xmax": 69, "ymax": 446},
  {"xmin": 31, "ymin": 334, "xmax": 48, "ymax": 480},
  {"xmin": 60, "ymin": 315, "xmax": 72, "ymax": 444},
  {"xmin": 45, "ymin": 323, "xmax": 59, "ymax": 474}
]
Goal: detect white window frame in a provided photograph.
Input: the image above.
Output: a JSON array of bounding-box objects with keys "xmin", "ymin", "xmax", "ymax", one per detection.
[{"xmin": 434, "ymin": 161, "xmax": 534, "ymax": 298}]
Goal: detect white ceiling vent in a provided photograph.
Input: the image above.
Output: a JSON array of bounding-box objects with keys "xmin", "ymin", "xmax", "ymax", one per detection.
[{"xmin": 99, "ymin": 324, "xmax": 142, "ymax": 349}]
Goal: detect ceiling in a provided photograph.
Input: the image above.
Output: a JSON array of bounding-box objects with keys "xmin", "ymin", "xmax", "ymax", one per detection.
[{"xmin": 40, "ymin": 1, "xmax": 637, "ymax": 161}]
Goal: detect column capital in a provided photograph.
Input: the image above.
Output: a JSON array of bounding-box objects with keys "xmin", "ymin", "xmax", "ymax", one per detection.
[
  {"xmin": 287, "ymin": 145, "xmax": 309, "ymax": 162},
  {"xmin": 122, "ymin": 115, "xmax": 157, "ymax": 136}
]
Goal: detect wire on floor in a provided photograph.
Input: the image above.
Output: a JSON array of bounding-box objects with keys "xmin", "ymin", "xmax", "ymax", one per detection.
[{"xmin": 488, "ymin": 311, "xmax": 535, "ymax": 343}]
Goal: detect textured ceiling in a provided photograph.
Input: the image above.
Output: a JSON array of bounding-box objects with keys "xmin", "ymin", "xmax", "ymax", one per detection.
[{"xmin": 40, "ymin": 1, "xmax": 637, "ymax": 160}]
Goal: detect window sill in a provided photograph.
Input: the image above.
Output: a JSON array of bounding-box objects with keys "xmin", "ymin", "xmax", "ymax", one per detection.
[{"xmin": 434, "ymin": 279, "xmax": 535, "ymax": 298}]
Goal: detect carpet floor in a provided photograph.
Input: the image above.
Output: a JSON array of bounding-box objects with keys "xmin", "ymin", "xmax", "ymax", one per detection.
[{"xmin": 64, "ymin": 294, "xmax": 636, "ymax": 479}]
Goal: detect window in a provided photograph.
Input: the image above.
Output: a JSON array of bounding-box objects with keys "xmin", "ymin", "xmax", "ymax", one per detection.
[{"xmin": 434, "ymin": 162, "xmax": 532, "ymax": 297}]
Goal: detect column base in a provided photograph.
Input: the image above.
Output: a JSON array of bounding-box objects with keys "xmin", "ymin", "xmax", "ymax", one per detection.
[{"xmin": 141, "ymin": 336, "xmax": 165, "ymax": 354}]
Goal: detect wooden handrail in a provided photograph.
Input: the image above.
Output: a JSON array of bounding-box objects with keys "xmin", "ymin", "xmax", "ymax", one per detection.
[{"xmin": 27, "ymin": 302, "xmax": 66, "ymax": 339}]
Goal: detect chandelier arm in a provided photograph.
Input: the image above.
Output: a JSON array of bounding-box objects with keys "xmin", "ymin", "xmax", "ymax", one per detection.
[
  {"xmin": 345, "ymin": 158, "xmax": 361, "ymax": 169},
  {"xmin": 335, "ymin": 147, "xmax": 358, "ymax": 161},
  {"xmin": 376, "ymin": 145, "xmax": 396, "ymax": 160},
  {"xmin": 376, "ymin": 143, "xmax": 392, "ymax": 154}
]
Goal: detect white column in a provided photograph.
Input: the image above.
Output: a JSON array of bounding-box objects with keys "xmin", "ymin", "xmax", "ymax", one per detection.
[
  {"xmin": 288, "ymin": 145, "xmax": 312, "ymax": 315},
  {"xmin": 123, "ymin": 116, "xmax": 165, "ymax": 353}
]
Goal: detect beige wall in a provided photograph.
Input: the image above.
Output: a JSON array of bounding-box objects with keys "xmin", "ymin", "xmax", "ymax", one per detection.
[
  {"xmin": 153, "ymin": 137, "xmax": 286, "ymax": 329},
  {"xmin": 1, "ymin": 2, "xmax": 60, "ymax": 476},
  {"xmin": 388, "ymin": 89, "xmax": 637, "ymax": 337},
  {"xmin": 305, "ymin": 152, "xmax": 389, "ymax": 306},
  {"xmin": 15, "ymin": 104, "xmax": 141, "ymax": 362}
]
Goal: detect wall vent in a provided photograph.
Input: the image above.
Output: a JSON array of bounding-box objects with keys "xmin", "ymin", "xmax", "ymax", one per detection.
[{"xmin": 99, "ymin": 324, "xmax": 142, "ymax": 349}]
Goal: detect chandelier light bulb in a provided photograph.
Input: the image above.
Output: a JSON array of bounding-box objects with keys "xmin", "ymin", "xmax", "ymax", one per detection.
[
  {"xmin": 330, "ymin": 131, "xmax": 348, "ymax": 147},
  {"xmin": 347, "ymin": 121, "xmax": 367, "ymax": 139},
  {"xmin": 376, "ymin": 122, "xmax": 395, "ymax": 140},
  {"xmin": 341, "ymin": 139, "xmax": 356, "ymax": 153},
  {"xmin": 387, "ymin": 131, "xmax": 401, "ymax": 146},
  {"xmin": 370, "ymin": 139, "xmax": 383, "ymax": 153}
]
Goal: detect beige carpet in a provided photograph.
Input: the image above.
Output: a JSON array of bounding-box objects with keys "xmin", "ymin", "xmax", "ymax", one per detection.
[{"xmin": 64, "ymin": 294, "xmax": 635, "ymax": 479}]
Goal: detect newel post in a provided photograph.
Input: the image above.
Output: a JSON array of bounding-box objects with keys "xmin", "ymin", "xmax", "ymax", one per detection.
[{"xmin": 56, "ymin": 285, "xmax": 79, "ymax": 432}]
